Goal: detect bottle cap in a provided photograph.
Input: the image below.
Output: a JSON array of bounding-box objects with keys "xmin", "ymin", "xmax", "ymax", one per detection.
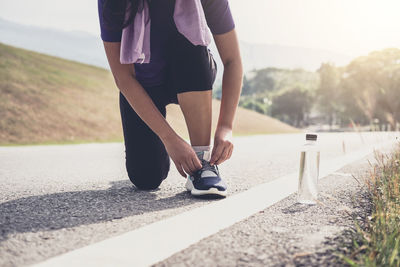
[{"xmin": 306, "ymin": 133, "xmax": 318, "ymax": 141}]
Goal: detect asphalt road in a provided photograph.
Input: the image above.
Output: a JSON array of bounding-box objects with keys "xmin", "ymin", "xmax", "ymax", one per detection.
[
  {"xmin": 0, "ymin": 132, "xmax": 397, "ymax": 266},
  {"xmin": 155, "ymin": 145, "xmax": 396, "ymax": 267}
]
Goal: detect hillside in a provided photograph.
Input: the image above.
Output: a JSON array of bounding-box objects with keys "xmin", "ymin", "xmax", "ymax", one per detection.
[{"xmin": 0, "ymin": 42, "xmax": 298, "ymax": 146}]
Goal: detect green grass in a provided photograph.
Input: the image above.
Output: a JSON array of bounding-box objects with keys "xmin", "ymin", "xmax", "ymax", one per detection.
[{"xmin": 342, "ymin": 143, "xmax": 400, "ymax": 266}]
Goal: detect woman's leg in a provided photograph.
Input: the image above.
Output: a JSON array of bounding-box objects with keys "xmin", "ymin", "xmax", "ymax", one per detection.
[
  {"xmin": 169, "ymin": 44, "xmax": 217, "ymax": 146},
  {"xmin": 165, "ymin": 24, "xmax": 217, "ymax": 147},
  {"xmin": 119, "ymin": 89, "xmax": 170, "ymax": 190},
  {"xmin": 161, "ymin": 18, "xmax": 226, "ymax": 196},
  {"xmin": 177, "ymin": 90, "xmax": 213, "ymax": 146}
]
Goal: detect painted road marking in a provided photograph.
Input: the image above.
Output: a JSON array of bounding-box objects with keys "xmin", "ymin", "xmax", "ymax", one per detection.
[
  {"xmin": 331, "ymin": 172, "xmax": 353, "ymax": 177},
  {"xmin": 32, "ymin": 140, "xmax": 396, "ymax": 267}
]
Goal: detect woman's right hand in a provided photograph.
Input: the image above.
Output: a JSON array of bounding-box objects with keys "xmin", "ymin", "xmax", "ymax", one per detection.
[{"xmin": 162, "ymin": 135, "xmax": 203, "ymax": 178}]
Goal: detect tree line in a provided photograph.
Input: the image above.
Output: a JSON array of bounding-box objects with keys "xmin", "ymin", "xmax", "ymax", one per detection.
[{"xmin": 214, "ymin": 48, "xmax": 400, "ymax": 129}]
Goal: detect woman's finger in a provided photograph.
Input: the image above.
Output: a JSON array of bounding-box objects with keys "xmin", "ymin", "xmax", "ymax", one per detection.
[
  {"xmin": 182, "ymin": 163, "xmax": 193, "ymax": 178},
  {"xmin": 210, "ymin": 144, "xmax": 218, "ymax": 162},
  {"xmin": 227, "ymin": 144, "xmax": 233, "ymax": 159},
  {"xmin": 186, "ymin": 158, "xmax": 198, "ymax": 175},
  {"xmin": 191, "ymin": 156, "xmax": 202, "ymax": 171},
  {"xmin": 210, "ymin": 142, "xmax": 224, "ymax": 164},
  {"xmin": 186, "ymin": 159, "xmax": 195, "ymax": 175},
  {"xmin": 192, "ymin": 154, "xmax": 202, "ymax": 170},
  {"xmin": 174, "ymin": 160, "xmax": 187, "ymax": 178},
  {"xmin": 222, "ymin": 145, "xmax": 231, "ymax": 162},
  {"xmin": 215, "ymin": 144, "xmax": 229, "ymax": 165}
]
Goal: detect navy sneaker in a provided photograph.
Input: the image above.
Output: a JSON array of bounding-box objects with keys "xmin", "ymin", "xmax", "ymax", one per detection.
[{"xmin": 185, "ymin": 150, "xmax": 227, "ymax": 197}]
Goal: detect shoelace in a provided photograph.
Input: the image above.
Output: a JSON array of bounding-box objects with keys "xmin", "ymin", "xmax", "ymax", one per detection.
[{"xmin": 195, "ymin": 159, "xmax": 219, "ymax": 177}]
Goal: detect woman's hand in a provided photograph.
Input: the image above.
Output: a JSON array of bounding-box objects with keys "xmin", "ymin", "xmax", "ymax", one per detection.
[
  {"xmin": 163, "ymin": 135, "xmax": 203, "ymax": 178},
  {"xmin": 210, "ymin": 126, "xmax": 234, "ymax": 166}
]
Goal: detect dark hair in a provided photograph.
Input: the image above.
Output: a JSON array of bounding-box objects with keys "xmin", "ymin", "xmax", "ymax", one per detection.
[{"xmin": 101, "ymin": 0, "xmax": 145, "ymax": 31}]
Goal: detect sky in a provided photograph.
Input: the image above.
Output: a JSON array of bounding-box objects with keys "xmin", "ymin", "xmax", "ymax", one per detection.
[{"xmin": 1, "ymin": 0, "xmax": 399, "ymax": 57}]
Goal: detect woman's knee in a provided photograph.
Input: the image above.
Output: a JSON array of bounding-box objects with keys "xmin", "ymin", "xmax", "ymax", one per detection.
[
  {"xmin": 129, "ymin": 176, "xmax": 163, "ymax": 190},
  {"xmin": 128, "ymin": 174, "xmax": 165, "ymax": 190},
  {"xmin": 125, "ymin": 158, "xmax": 170, "ymax": 190}
]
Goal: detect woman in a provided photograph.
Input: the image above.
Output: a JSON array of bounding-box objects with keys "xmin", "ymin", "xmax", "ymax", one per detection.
[{"xmin": 97, "ymin": 0, "xmax": 243, "ymax": 197}]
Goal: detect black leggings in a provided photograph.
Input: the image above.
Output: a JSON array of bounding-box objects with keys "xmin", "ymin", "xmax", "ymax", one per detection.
[
  {"xmin": 119, "ymin": 86, "xmax": 171, "ymax": 190},
  {"xmin": 119, "ymin": 46, "xmax": 217, "ymax": 190}
]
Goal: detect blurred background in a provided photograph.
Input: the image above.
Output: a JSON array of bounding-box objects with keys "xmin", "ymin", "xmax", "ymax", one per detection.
[{"xmin": 1, "ymin": 0, "xmax": 399, "ymax": 145}]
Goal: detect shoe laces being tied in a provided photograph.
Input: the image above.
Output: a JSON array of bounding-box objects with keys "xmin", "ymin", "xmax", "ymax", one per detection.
[{"xmin": 196, "ymin": 158, "xmax": 220, "ymax": 178}]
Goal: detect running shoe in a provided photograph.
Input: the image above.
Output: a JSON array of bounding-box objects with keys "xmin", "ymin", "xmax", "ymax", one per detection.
[{"xmin": 185, "ymin": 150, "xmax": 227, "ymax": 197}]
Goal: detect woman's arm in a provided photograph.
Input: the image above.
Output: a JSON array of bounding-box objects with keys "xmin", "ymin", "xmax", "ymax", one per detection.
[
  {"xmin": 210, "ymin": 29, "xmax": 243, "ymax": 165},
  {"xmin": 213, "ymin": 28, "xmax": 243, "ymax": 129},
  {"xmin": 103, "ymin": 41, "xmax": 177, "ymax": 142},
  {"xmin": 102, "ymin": 41, "xmax": 202, "ymax": 177}
]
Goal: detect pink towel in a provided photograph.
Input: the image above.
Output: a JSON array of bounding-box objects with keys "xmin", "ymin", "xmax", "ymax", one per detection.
[{"xmin": 120, "ymin": 0, "xmax": 212, "ymax": 64}]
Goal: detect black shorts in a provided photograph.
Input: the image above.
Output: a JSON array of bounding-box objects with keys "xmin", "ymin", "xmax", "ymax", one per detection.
[{"xmin": 163, "ymin": 27, "xmax": 218, "ymax": 105}]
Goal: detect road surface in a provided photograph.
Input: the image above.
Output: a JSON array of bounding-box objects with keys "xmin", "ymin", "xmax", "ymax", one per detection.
[{"xmin": 0, "ymin": 132, "xmax": 398, "ymax": 266}]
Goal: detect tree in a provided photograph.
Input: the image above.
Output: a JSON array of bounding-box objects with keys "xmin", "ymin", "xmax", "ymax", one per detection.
[
  {"xmin": 340, "ymin": 48, "xmax": 400, "ymax": 127},
  {"xmin": 316, "ymin": 63, "xmax": 340, "ymax": 127},
  {"xmin": 241, "ymin": 75, "xmax": 252, "ymax": 95},
  {"xmin": 374, "ymin": 49, "xmax": 400, "ymax": 127},
  {"xmin": 270, "ymin": 87, "xmax": 312, "ymax": 127},
  {"xmin": 248, "ymin": 68, "xmax": 276, "ymax": 95}
]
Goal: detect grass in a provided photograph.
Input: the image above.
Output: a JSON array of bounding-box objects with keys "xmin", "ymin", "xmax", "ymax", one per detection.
[
  {"xmin": 0, "ymin": 42, "xmax": 122, "ymax": 145},
  {"xmin": 341, "ymin": 142, "xmax": 400, "ymax": 266},
  {"xmin": 0, "ymin": 42, "xmax": 299, "ymax": 146}
]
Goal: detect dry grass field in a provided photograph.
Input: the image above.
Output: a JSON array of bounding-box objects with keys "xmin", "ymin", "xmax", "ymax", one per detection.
[{"xmin": 0, "ymin": 42, "xmax": 298, "ymax": 146}]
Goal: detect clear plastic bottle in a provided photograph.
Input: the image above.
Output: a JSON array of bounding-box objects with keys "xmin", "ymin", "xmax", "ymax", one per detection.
[{"xmin": 297, "ymin": 133, "xmax": 320, "ymax": 204}]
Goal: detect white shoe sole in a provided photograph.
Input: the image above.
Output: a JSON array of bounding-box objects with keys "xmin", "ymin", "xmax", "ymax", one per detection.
[{"xmin": 185, "ymin": 177, "xmax": 227, "ymax": 197}]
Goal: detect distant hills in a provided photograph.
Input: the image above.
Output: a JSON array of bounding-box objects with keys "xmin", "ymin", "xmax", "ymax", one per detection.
[
  {"xmin": 236, "ymin": 41, "xmax": 351, "ymax": 72},
  {"xmin": 0, "ymin": 17, "xmax": 108, "ymax": 69},
  {"xmin": 0, "ymin": 42, "xmax": 298, "ymax": 145},
  {"xmin": 0, "ymin": 17, "xmax": 352, "ymax": 76}
]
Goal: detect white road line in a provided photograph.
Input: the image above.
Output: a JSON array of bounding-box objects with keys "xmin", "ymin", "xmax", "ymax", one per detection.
[
  {"xmin": 32, "ymin": 140, "xmax": 396, "ymax": 267},
  {"xmin": 331, "ymin": 172, "xmax": 353, "ymax": 177}
]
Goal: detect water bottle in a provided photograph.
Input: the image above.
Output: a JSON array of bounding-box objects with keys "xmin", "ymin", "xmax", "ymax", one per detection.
[{"xmin": 297, "ymin": 133, "xmax": 320, "ymax": 204}]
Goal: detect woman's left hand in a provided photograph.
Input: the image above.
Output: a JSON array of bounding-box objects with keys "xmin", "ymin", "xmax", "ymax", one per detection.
[{"xmin": 210, "ymin": 126, "xmax": 234, "ymax": 166}]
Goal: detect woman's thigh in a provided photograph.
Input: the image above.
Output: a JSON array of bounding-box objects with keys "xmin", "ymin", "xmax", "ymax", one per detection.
[
  {"xmin": 165, "ymin": 33, "xmax": 217, "ymax": 104},
  {"xmin": 118, "ymin": 89, "xmax": 170, "ymax": 190}
]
